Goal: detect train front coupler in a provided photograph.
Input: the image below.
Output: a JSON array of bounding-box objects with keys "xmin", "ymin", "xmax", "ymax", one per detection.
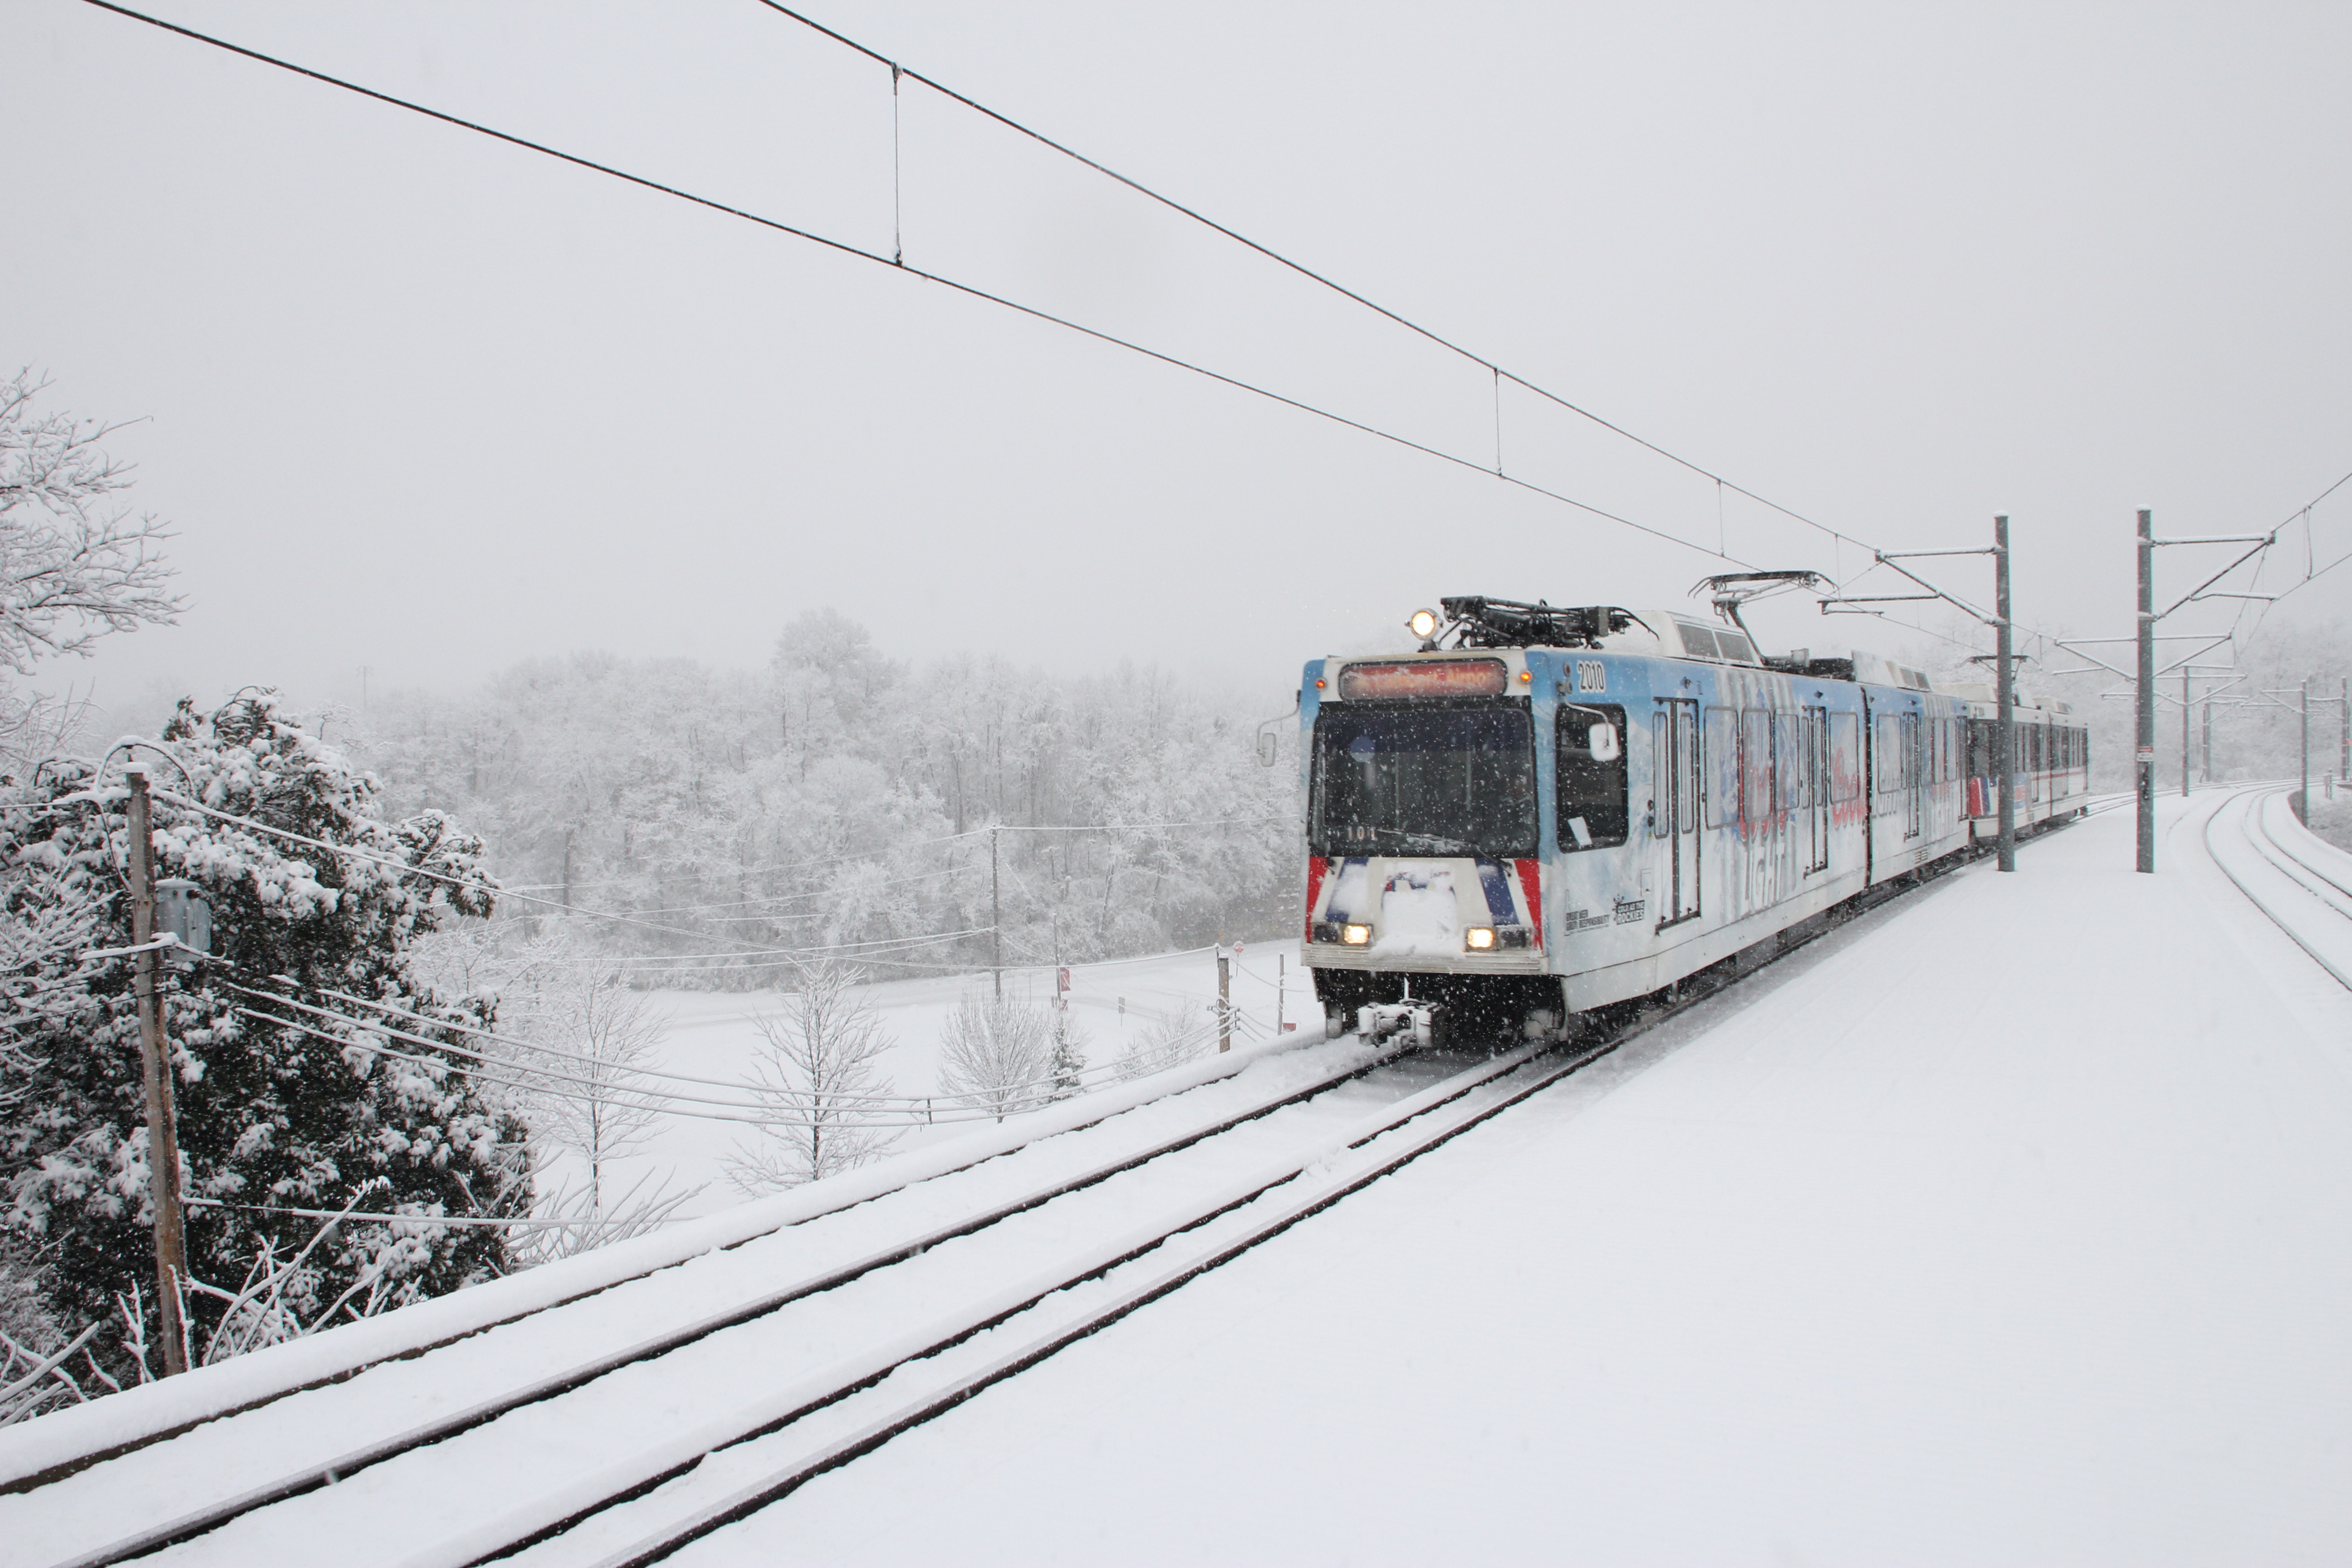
[{"xmin": 1356, "ymin": 999, "xmax": 1448, "ymax": 1050}]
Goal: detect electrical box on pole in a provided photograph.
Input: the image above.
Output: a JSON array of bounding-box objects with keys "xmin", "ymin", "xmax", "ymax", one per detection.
[{"xmin": 152, "ymin": 879, "xmax": 212, "ymax": 968}]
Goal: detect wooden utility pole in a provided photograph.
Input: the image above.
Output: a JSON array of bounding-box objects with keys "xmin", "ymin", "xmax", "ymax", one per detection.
[
  {"xmin": 1215, "ymin": 945, "xmax": 1231, "ymax": 1053},
  {"xmin": 125, "ymin": 769, "xmax": 189, "ymax": 1375},
  {"xmin": 2136, "ymin": 509, "xmax": 2156, "ymax": 873}
]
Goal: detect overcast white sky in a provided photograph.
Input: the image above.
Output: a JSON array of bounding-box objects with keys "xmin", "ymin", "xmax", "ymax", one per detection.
[{"xmin": 5, "ymin": 0, "xmax": 2348, "ymax": 718}]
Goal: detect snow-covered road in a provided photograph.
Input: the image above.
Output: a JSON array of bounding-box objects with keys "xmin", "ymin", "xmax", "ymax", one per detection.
[{"xmin": 670, "ymin": 788, "xmax": 2352, "ymax": 1566}]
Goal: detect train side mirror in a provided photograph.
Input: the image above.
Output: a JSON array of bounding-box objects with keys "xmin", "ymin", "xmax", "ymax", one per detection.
[
  {"xmin": 1589, "ymin": 722, "xmax": 1620, "ymax": 762},
  {"xmin": 1257, "ymin": 731, "xmax": 1278, "ymax": 767}
]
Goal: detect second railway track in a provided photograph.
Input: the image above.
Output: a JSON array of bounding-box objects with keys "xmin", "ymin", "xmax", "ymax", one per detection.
[{"xmin": 2202, "ymin": 784, "xmax": 2352, "ymax": 989}]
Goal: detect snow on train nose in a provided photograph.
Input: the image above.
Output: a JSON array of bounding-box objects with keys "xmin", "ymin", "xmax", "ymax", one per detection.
[{"xmin": 1313, "ymin": 856, "xmax": 1538, "ymax": 951}]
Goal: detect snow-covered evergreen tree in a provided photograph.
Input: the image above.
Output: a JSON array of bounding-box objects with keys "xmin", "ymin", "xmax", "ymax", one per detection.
[
  {"xmin": 0, "ymin": 696, "xmax": 521, "ymax": 1380},
  {"xmin": 1047, "ymin": 1003, "xmax": 1088, "ymax": 1100}
]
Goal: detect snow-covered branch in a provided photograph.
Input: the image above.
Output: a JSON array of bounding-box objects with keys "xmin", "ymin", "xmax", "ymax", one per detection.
[{"xmin": 0, "ymin": 371, "xmax": 184, "ymax": 674}]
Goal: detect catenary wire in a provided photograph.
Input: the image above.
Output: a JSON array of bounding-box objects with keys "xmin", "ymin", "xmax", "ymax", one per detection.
[
  {"xmin": 752, "ymin": 0, "xmax": 1872, "ymax": 555},
  {"xmin": 75, "ymin": 0, "xmax": 1761, "ymax": 569}
]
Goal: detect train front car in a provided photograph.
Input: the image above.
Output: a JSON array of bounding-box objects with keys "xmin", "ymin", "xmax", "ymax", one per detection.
[{"xmin": 1299, "ymin": 599, "xmax": 1642, "ymax": 1044}]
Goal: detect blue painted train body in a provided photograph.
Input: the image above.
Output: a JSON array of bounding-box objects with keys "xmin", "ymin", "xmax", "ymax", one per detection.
[{"xmin": 1298, "ymin": 605, "xmax": 2088, "ymax": 1036}]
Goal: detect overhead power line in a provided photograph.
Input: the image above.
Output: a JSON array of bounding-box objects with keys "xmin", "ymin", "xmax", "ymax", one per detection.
[
  {"xmin": 752, "ymin": 1, "xmax": 1871, "ymax": 556},
  {"xmin": 78, "ymin": 0, "xmax": 1806, "ymax": 571}
]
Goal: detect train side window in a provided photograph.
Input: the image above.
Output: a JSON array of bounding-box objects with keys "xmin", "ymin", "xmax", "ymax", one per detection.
[
  {"xmin": 1650, "ymin": 715, "xmax": 1667, "ymax": 837},
  {"xmin": 1828, "ymin": 711, "xmax": 1859, "ymax": 802},
  {"xmin": 1557, "ymin": 703, "xmax": 1629, "ymax": 850},
  {"xmin": 1705, "ymin": 707, "xmax": 1736, "ymax": 827},
  {"xmin": 1741, "ymin": 708, "xmax": 1770, "ymax": 821}
]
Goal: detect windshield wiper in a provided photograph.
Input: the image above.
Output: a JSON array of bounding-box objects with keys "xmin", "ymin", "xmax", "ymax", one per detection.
[{"xmin": 1370, "ymin": 827, "xmax": 1480, "ymax": 856}]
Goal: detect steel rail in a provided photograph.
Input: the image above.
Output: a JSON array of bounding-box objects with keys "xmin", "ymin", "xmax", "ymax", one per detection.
[
  {"xmin": 35, "ymin": 1037, "xmax": 1426, "ymax": 1566},
  {"xmin": 575, "ymin": 1040, "xmax": 1625, "ymax": 1568},
  {"xmin": 2201, "ymin": 788, "xmax": 2352, "ymax": 992},
  {"xmin": 439, "ymin": 863, "xmax": 2002, "ymax": 1567},
  {"xmin": 2248, "ymin": 793, "xmax": 2352, "ymax": 908},
  {"xmin": 51, "ymin": 814, "xmax": 2038, "ymax": 1568}
]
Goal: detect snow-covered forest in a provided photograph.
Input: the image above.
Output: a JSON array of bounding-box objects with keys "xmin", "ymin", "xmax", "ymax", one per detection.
[{"xmin": 342, "ymin": 617, "xmax": 1300, "ymax": 986}]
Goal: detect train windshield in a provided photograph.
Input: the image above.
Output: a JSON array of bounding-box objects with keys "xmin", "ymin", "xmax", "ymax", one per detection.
[{"xmin": 1310, "ymin": 702, "xmax": 1536, "ymax": 858}]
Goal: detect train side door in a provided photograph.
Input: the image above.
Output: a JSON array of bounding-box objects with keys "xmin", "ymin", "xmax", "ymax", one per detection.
[
  {"xmin": 1651, "ymin": 697, "xmax": 1700, "ymax": 929},
  {"xmin": 1901, "ymin": 711, "xmax": 1922, "ymax": 840},
  {"xmin": 1803, "ymin": 705, "xmax": 1829, "ymax": 873}
]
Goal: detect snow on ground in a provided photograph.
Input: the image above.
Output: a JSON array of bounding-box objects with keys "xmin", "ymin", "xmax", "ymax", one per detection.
[
  {"xmin": 548, "ymin": 943, "xmax": 1309, "ymax": 1218},
  {"xmin": 676, "ymin": 789, "xmax": 2352, "ymax": 1566}
]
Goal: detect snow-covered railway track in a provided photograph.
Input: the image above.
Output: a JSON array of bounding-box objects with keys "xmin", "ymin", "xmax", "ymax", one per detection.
[
  {"xmin": 33, "ymin": 1043, "xmax": 1527, "ymax": 1568},
  {"xmin": 2203, "ymin": 786, "xmax": 2352, "ymax": 989},
  {"xmin": 20, "ymin": 848, "xmax": 1993, "ymax": 1568},
  {"xmin": 9, "ymin": 1038, "xmax": 1430, "ymax": 1566}
]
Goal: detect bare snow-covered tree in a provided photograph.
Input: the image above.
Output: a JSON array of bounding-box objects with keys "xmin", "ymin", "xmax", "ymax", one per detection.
[
  {"xmin": 0, "ymin": 372, "xmax": 182, "ymax": 674},
  {"xmin": 529, "ymin": 973, "xmax": 667, "ymax": 1216},
  {"xmin": 937, "ymin": 991, "xmax": 1057, "ymax": 1121},
  {"xmin": 725, "ymin": 961, "xmax": 901, "ymax": 1192},
  {"xmin": 1112, "ymin": 1003, "xmax": 1210, "ymax": 1081}
]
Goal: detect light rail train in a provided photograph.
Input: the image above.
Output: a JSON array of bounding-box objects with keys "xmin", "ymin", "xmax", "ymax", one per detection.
[{"xmin": 1300, "ymin": 592, "xmax": 2089, "ymax": 1039}]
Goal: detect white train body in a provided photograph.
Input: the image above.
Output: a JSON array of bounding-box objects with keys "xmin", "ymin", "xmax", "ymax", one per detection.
[{"xmin": 1299, "ymin": 604, "xmax": 2087, "ymax": 1034}]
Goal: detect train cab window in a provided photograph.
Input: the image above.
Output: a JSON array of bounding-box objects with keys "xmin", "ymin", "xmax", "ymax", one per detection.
[
  {"xmin": 1556, "ymin": 703, "xmax": 1628, "ymax": 850},
  {"xmin": 1718, "ymin": 632, "xmax": 1756, "ymax": 663},
  {"xmin": 1309, "ymin": 702, "xmax": 1537, "ymax": 858},
  {"xmin": 1678, "ymin": 623, "xmax": 1721, "ymax": 659}
]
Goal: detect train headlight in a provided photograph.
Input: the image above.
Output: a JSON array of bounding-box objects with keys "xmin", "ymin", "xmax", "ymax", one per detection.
[
  {"xmin": 1406, "ymin": 608, "xmax": 1440, "ymax": 642},
  {"xmin": 1464, "ymin": 927, "xmax": 1496, "ymax": 951},
  {"xmin": 1341, "ymin": 923, "xmax": 1372, "ymax": 946}
]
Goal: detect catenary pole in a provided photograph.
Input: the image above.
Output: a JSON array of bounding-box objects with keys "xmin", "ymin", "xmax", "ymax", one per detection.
[
  {"xmin": 2202, "ymin": 698, "xmax": 2212, "ymax": 783},
  {"xmin": 2301, "ymin": 681, "xmax": 2311, "ymax": 825},
  {"xmin": 989, "ymin": 825, "xmax": 1002, "ymax": 999},
  {"xmin": 2182, "ymin": 664, "xmax": 2192, "ymax": 797},
  {"xmin": 2136, "ymin": 509, "xmax": 2156, "ymax": 872},
  {"xmin": 126, "ymin": 769, "xmax": 190, "ymax": 1375},
  {"xmin": 1995, "ymin": 514, "xmax": 2016, "ymax": 872},
  {"xmin": 2341, "ymin": 677, "xmax": 2348, "ymax": 786}
]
